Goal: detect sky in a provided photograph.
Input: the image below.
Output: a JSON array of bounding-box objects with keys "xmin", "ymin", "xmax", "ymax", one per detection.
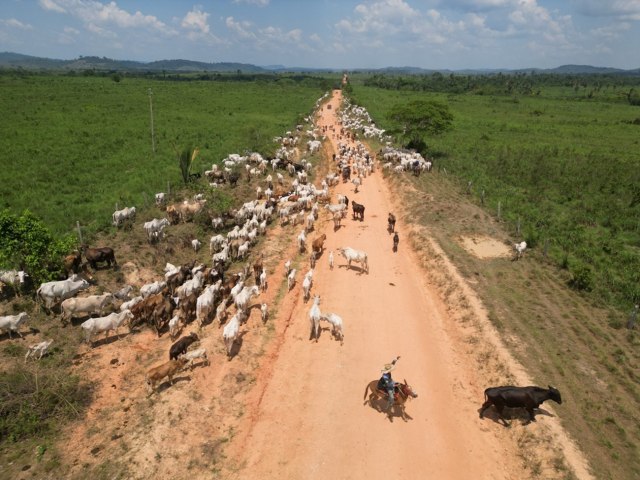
[{"xmin": 0, "ymin": 0, "xmax": 639, "ymax": 70}]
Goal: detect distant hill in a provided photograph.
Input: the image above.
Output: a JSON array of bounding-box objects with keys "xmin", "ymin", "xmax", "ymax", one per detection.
[
  {"xmin": 0, "ymin": 52, "xmax": 266, "ymax": 73},
  {"xmin": 0, "ymin": 52, "xmax": 638, "ymax": 76}
]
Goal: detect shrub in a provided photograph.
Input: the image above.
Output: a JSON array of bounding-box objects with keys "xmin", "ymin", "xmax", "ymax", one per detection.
[
  {"xmin": 0, "ymin": 368, "xmax": 90, "ymax": 443},
  {"xmin": 569, "ymin": 262, "xmax": 593, "ymax": 291}
]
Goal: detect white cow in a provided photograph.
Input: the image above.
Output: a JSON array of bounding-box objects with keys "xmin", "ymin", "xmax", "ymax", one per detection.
[
  {"xmin": 260, "ymin": 303, "xmax": 268, "ymax": 323},
  {"xmin": 112, "ymin": 206, "xmax": 136, "ymax": 226},
  {"xmin": 223, "ymin": 312, "xmax": 242, "ymax": 357},
  {"xmin": 81, "ymin": 310, "xmax": 133, "ymax": 344},
  {"xmin": 143, "ymin": 218, "xmax": 169, "ymax": 242},
  {"xmin": 338, "ymin": 247, "xmax": 369, "ymax": 273},
  {"xmin": 514, "ymin": 241, "xmax": 527, "ymax": 260},
  {"xmin": 0, "ymin": 312, "xmax": 29, "ymax": 338},
  {"xmin": 140, "ymin": 280, "xmax": 166, "ymax": 298},
  {"xmin": 155, "ymin": 192, "xmax": 166, "ymax": 205},
  {"xmin": 61, "ymin": 293, "xmax": 115, "ymax": 322},
  {"xmin": 196, "ymin": 283, "xmax": 219, "ymax": 326},
  {"xmin": 309, "ymin": 295, "xmax": 322, "ymax": 341},
  {"xmin": 24, "ymin": 339, "xmax": 53, "ymax": 362},
  {"xmin": 320, "ymin": 313, "xmax": 344, "ymax": 345},
  {"xmin": 0, "ymin": 270, "xmax": 28, "ymax": 296},
  {"xmin": 234, "ymin": 285, "xmax": 260, "ymax": 313},
  {"xmin": 192, "ymin": 239, "xmax": 202, "ymax": 252},
  {"xmin": 37, "ymin": 275, "xmax": 90, "ymax": 309}
]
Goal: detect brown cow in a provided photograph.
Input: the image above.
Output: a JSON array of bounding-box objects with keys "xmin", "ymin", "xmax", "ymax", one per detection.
[
  {"xmin": 312, "ymin": 234, "xmax": 327, "ymax": 254},
  {"xmin": 145, "ymin": 358, "xmax": 188, "ymax": 394},
  {"xmin": 81, "ymin": 245, "xmax": 117, "ymax": 270},
  {"xmin": 63, "ymin": 252, "xmax": 82, "ymax": 276}
]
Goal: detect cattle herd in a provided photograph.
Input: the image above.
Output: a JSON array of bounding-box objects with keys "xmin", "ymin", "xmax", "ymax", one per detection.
[{"xmin": 1, "ymin": 90, "xmax": 558, "ymax": 425}]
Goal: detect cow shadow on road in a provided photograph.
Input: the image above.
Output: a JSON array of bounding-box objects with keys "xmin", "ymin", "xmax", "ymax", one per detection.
[
  {"xmin": 89, "ymin": 332, "xmax": 130, "ymax": 348},
  {"xmin": 155, "ymin": 375, "xmax": 191, "ymax": 394},
  {"xmin": 338, "ymin": 264, "xmax": 368, "ymax": 276},
  {"xmin": 478, "ymin": 406, "xmax": 556, "ymax": 427}
]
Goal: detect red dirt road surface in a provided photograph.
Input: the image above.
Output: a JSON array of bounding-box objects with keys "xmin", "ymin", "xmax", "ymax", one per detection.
[{"xmin": 229, "ymin": 90, "xmax": 590, "ymax": 480}]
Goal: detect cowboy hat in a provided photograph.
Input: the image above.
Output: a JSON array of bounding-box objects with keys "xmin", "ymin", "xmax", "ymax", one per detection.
[{"xmin": 381, "ymin": 356, "xmax": 400, "ymax": 373}]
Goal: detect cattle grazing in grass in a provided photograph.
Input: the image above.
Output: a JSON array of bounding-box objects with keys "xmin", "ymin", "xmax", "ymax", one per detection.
[{"xmin": 479, "ymin": 385, "xmax": 562, "ymax": 426}]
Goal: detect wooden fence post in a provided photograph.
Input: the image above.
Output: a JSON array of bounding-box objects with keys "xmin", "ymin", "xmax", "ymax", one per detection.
[
  {"xmin": 543, "ymin": 238, "xmax": 549, "ymax": 258},
  {"xmin": 517, "ymin": 217, "xmax": 521, "ymax": 235},
  {"xmin": 76, "ymin": 221, "xmax": 83, "ymax": 246},
  {"xmin": 481, "ymin": 189, "xmax": 485, "ymax": 205},
  {"xmin": 497, "ymin": 201, "xmax": 501, "ymax": 220}
]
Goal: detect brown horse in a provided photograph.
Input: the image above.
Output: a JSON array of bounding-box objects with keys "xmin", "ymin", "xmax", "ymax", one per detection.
[{"xmin": 363, "ymin": 379, "xmax": 418, "ymax": 417}]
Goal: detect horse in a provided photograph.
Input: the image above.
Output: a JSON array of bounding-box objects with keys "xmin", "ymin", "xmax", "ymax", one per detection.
[{"xmin": 363, "ymin": 378, "xmax": 418, "ymax": 417}]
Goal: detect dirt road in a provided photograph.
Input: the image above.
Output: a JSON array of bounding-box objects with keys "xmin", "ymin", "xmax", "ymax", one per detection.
[{"xmin": 232, "ymin": 90, "xmax": 528, "ymax": 479}]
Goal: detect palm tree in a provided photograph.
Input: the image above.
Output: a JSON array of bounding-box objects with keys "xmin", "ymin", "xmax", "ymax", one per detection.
[{"xmin": 175, "ymin": 145, "xmax": 200, "ymax": 184}]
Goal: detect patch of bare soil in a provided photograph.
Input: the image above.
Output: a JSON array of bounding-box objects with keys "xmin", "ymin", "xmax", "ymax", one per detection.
[{"xmin": 460, "ymin": 236, "xmax": 512, "ymax": 259}]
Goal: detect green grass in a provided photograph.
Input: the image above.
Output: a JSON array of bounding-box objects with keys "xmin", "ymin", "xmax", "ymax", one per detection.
[
  {"xmin": 0, "ymin": 74, "xmax": 323, "ymax": 236},
  {"xmin": 350, "ymin": 83, "xmax": 640, "ymax": 310}
]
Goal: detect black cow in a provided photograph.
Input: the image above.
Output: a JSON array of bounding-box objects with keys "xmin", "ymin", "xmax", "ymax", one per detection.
[
  {"xmin": 169, "ymin": 332, "xmax": 199, "ymax": 360},
  {"xmin": 352, "ymin": 201, "xmax": 365, "ymax": 221},
  {"xmin": 479, "ymin": 385, "xmax": 562, "ymax": 426},
  {"xmin": 393, "ymin": 233, "xmax": 399, "ymax": 252},
  {"xmin": 387, "ymin": 213, "xmax": 396, "ymax": 233},
  {"xmin": 82, "ymin": 246, "xmax": 117, "ymax": 270}
]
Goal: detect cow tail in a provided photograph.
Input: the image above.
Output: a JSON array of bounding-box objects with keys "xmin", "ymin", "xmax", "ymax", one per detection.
[{"xmin": 363, "ymin": 382, "xmax": 370, "ymax": 400}]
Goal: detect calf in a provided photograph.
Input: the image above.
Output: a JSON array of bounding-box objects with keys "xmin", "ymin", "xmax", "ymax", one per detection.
[
  {"xmin": 479, "ymin": 385, "xmax": 562, "ymax": 426},
  {"xmin": 169, "ymin": 332, "xmax": 199, "ymax": 360},
  {"xmin": 145, "ymin": 358, "xmax": 188, "ymax": 394},
  {"xmin": 180, "ymin": 348, "xmax": 209, "ymax": 370},
  {"xmin": 24, "ymin": 339, "xmax": 53, "ymax": 362}
]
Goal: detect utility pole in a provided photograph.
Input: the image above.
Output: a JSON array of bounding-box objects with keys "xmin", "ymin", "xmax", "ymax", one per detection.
[{"xmin": 148, "ymin": 88, "xmax": 155, "ymax": 154}]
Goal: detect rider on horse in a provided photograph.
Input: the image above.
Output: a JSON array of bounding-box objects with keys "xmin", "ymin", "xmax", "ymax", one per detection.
[{"xmin": 378, "ymin": 356, "xmax": 401, "ymax": 410}]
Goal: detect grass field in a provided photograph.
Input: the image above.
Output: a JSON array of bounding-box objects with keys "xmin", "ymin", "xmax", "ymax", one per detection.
[
  {"xmin": 0, "ymin": 74, "xmax": 324, "ymax": 236},
  {"xmin": 350, "ymin": 82, "xmax": 640, "ymax": 310}
]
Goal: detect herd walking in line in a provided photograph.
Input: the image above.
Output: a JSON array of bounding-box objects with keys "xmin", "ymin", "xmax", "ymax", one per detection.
[{"xmin": 1, "ymin": 90, "xmax": 555, "ymax": 427}]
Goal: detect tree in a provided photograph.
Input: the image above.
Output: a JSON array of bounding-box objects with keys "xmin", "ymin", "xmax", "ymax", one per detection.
[
  {"xmin": 386, "ymin": 100, "xmax": 453, "ymax": 152},
  {"xmin": 175, "ymin": 145, "xmax": 200, "ymax": 184},
  {"xmin": 0, "ymin": 209, "xmax": 76, "ymax": 284}
]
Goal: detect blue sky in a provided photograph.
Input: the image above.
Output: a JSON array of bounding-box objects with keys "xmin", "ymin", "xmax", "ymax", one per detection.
[{"xmin": 1, "ymin": 0, "xmax": 639, "ymax": 69}]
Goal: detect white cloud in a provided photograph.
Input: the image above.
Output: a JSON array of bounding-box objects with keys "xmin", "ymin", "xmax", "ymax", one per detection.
[
  {"xmin": 86, "ymin": 22, "xmax": 117, "ymax": 38},
  {"xmin": 226, "ymin": 16, "xmax": 256, "ymax": 40},
  {"xmin": 39, "ymin": 0, "xmax": 66, "ymax": 13},
  {"xmin": 590, "ymin": 22, "xmax": 631, "ymax": 39},
  {"xmin": 2, "ymin": 18, "xmax": 33, "ymax": 30},
  {"xmin": 181, "ymin": 6, "xmax": 210, "ymax": 34},
  {"xmin": 39, "ymin": 1, "xmax": 173, "ymax": 33},
  {"xmin": 233, "ymin": 0, "xmax": 270, "ymax": 6},
  {"xmin": 573, "ymin": 1, "xmax": 640, "ymax": 21},
  {"xmin": 64, "ymin": 26, "xmax": 80, "ymax": 35}
]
